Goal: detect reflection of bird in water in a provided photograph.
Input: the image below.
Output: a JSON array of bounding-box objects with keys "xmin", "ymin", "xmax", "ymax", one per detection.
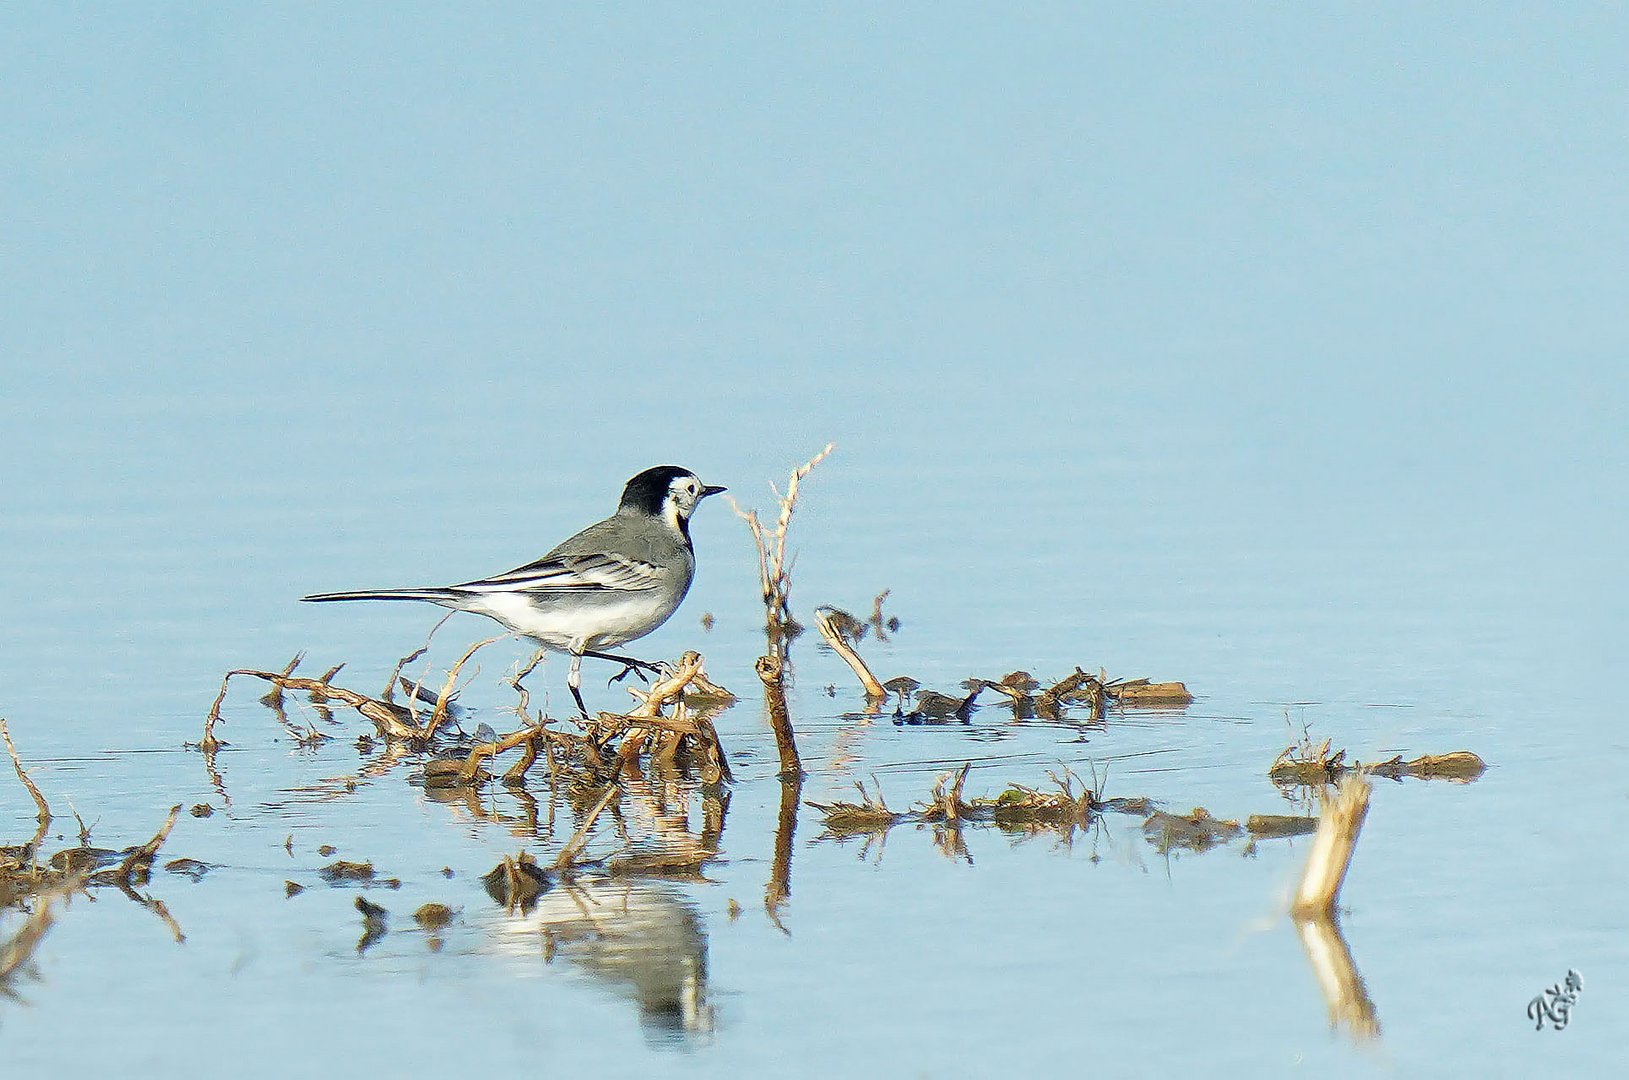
[{"xmin": 484, "ymin": 878, "xmax": 714, "ymax": 1041}]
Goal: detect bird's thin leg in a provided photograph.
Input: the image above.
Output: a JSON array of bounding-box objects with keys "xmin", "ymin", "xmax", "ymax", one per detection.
[{"xmin": 568, "ymin": 652, "xmax": 591, "ymax": 719}]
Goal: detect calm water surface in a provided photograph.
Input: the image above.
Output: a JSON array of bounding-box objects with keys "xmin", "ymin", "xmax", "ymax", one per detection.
[{"xmin": 1, "ymin": 367, "xmax": 1621, "ymax": 1077}]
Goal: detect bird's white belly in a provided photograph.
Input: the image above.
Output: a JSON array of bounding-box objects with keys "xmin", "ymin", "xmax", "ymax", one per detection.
[{"xmin": 466, "ymin": 589, "xmax": 683, "ymax": 652}]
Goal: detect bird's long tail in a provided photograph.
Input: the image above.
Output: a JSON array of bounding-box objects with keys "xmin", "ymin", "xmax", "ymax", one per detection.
[{"xmin": 301, "ymin": 587, "xmax": 460, "ymax": 604}]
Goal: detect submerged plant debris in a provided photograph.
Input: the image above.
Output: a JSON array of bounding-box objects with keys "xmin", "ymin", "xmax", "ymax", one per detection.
[
  {"xmin": 813, "ymin": 607, "xmax": 1191, "ymax": 724},
  {"xmin": 1269, "ymin": 730, "xmax": 1486, "ymax": 788},
  {"xmin": 809, "ymin": 764, "xmax": 1170, "ymax": 858}
]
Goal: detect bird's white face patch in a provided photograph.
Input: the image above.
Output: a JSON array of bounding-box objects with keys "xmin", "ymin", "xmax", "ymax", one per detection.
[{"xmin": 664, "ymin": 475, "xmax": 705, "ymax": 524}]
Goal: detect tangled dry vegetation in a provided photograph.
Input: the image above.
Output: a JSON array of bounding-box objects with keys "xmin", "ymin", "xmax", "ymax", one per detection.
[{"xmin": 201, "ymin": 642, "xmax": 733, "ymax": 792}]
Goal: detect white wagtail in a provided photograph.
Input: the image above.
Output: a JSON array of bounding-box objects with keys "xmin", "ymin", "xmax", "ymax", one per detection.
[{"xmin": 303, "ymin": 465, "xmax": 725, "ymax": 717}]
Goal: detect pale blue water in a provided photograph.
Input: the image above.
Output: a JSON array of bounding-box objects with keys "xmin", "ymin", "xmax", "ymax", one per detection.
[{"xmin": 3, "ymin": 7, "xmax": 1626, "ymax": 1076}]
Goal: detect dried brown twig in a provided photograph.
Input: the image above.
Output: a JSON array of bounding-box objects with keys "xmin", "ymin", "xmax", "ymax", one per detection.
[
  {"xmin": 725, "ymin": 446, "xmax": 833, "ymax": 782},
  {"xmin": 114, "ymin": 804, "xmax": 182, "ymax": 889},
  {"xmin": 1, "ymin": 720, "xmax": 50, "ymax": 829},
  {"xmin": 727, "ymin": 442, "xmax": 833, "ymax": 638},
  {"xmin": 421, "ymin": 634, "xmax": 507, "ymax": 741},
  {"xmin": 1291, "ymin": 775, "xmax": 1371, "ymax": 917},
  {"xmin": 815, "ymin": 607, "xmax": 888, "ymax": 700}
]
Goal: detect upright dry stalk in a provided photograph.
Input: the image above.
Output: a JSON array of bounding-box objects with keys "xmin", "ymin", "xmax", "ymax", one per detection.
[
  {"xmin": 1292, "ymin": 774, "xmax": 1371, "ymax": 915},
  {"xmin": 728, "ymin": 445, "xmax": 833, "ymax": 782},
  {"xmin": 421, "ymin": 634, "xmax": 508, "ymax": 741},
  {"xmin": 756, "ymin": 654, "xmax": 801, "ymax": 779},
  {"xmin": 729, "ymin": 442, "xmax": 834, "ymax": 639},
  {"xmin": 0, "ymin": 719, "xmax": 51, "ymax": 828}
]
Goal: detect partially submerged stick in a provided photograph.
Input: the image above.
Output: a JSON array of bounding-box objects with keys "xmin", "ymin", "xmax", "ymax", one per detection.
[
  {"xmin": 1, "ymin": 719, "xmax": 50, "ymax": 828},
  {"xmin": 756, "ymin": 654, "xmax": 801, "ymax": 780},
  {"xmin": 1270, "ymin": 743, "xmax": 1486, "ymax": 787},
  {"xmin": 116, "ymin": 803, "xmax": 183, "ymax": 888},
  {"xmin": 1291, "ymin": 775, "xmax": 1370, "ymax": 916},
  {"xmin": 814, "ymin": 607, "xmax": 888, "ymax": 699}
]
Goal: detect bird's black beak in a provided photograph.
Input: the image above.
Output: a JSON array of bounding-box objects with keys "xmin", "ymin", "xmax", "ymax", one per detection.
[{"xmin": 701, "ymin": 484, "xmax": 727, "ymax": 498}]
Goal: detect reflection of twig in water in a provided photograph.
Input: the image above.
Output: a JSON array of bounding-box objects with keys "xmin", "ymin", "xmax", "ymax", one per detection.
[
  {"xmin": 0, "ymin": 885, "xmax": 70, "ymax": 991},
  {"xmin": 200, "ymin": 739, "xmax": 232, "ymax": 811},
  {"xmin": 1293, "ymin": 911, "xmax": 1380, "ymax": 1041},
  {"xmin": 111, "ymin": 881, "xmax": 187, "ymax": 945},
  {"xmin": 553, "ymin": 775, "xmax": 626, "ymax": 871},
  {"xmin": 764, "ymin": 777, "xmax": 800, "ymax": 934}
]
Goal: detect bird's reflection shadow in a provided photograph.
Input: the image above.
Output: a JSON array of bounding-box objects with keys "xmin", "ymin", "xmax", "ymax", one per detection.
[
  {"xmin": 485, "ymin": 876, "xmax": 715, "ymax": 1042},
  {"xmin": 471, "ymin": 778, "xmax": 727, "ymax": 1042}
]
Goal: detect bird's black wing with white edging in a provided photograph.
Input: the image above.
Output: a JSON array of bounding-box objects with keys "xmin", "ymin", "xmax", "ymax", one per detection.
[{"xmin": 458, "ymin": 552, "xmax": 664, "ymax": 594}]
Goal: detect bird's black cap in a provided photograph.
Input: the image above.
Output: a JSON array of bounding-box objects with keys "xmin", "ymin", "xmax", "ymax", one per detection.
[{"xmin": 619, "ymin": 465, "xmax": 710, "ymax": 516}]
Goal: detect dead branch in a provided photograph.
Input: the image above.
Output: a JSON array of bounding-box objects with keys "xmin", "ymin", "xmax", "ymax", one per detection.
[
  {"xmin": 814, "ymin": 607, "xmax": 888, "ymax": 699},
  {"xmin": 624, "ymin": 651, "xmax": 706, "ymax": 718},
  {"xmin": 384, "ymin": 610, "xmax": 454, "ymax": 704},
  {"xmin": 756, "ymin": 654, "xmax": 802, "ymax": 780},
  {"xmin": 726, "ymin": 442, "xmax": 834, "ymax": 637},
  {"xmin": 207, "ymin": 668, "xmax": 419, "ymax": 744},
  {"xmin": 421, "ymin": 634, "xmax": 507, "ymax": 741},
  {"xmin": 435, "ymin": 724, "xmax": 553, "ymax": 788},
  {"xmin": 1291, "ymin": 775, "xmax": 1371, "ymax": 916},
  {"xmin": 510, "ymin": 646, "xmax": 548, "ymax": 720},
  {"xmin": 116, "ymin": 804, "xmax": 182, "ymax": 888},
  {"xmin": 1, "ymin": 719, "xmax": 51, "ymax": 829}
]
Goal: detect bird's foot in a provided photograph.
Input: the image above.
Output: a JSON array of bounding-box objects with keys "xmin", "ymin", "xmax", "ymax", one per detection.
[{"xmin": 606, "ymin": 664, "xmax": 644, "ymax": 688}]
